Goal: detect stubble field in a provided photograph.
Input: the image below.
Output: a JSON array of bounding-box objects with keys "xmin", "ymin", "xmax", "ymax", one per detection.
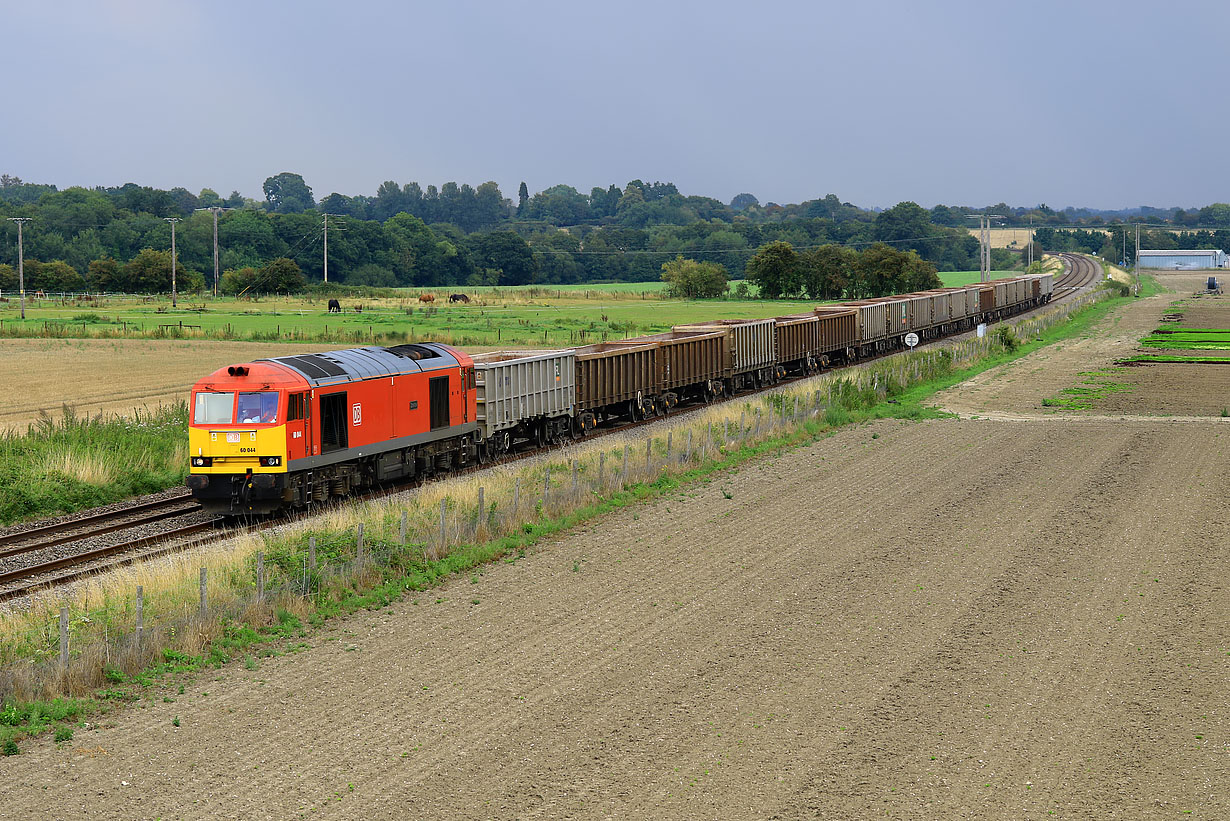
[
  {"xmin": 1, "ymin": 272, "xmax": 1225, "ymax": 819},
  {"xmin": 0, "ymin": 339, "xmax": 313, "ymax": 431}
]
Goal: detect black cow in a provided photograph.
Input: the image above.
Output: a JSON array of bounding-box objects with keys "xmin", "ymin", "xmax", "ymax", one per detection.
[
  {"xmin": 449, "ymin": 293, "xmax": 471, "ymax": 304},
  {"xmin": 327, "ymin": 299, "xmax": 341, "ymax": 312}
]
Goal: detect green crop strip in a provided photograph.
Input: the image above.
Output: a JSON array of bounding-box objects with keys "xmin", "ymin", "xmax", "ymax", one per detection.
[
  {"xmin": 1140, "ymin": 329, "xmax": 1230, "ymax": 350},
  {"xmin": 1041, "ymin": 368, "xmax": 1135, "ymax": 410},
  {"xmin": 1120, "ymin": 354, "xmax": 1230, "ymax": 364}
]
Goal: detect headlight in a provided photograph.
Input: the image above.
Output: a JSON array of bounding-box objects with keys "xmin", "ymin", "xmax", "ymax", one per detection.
[
  {"xmin": 260, "ymin": 456, "xmax": 282, "ymax": 467},
  {"xmin": 191, "ymin": 457, "xmax": 212, "ymax": 467}
]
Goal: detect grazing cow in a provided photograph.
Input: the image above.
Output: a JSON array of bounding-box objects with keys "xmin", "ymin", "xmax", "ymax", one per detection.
[
  {"xmin": 327, "ymin": 299, "xmax": 341, "ymax": 313},
  {"xmin": 449, "ymin": 293, "xmax": 471, "ymax": 304},
  {"xmin": 419, "ymin": 293, "xmax": 435, "ymax": 304}
]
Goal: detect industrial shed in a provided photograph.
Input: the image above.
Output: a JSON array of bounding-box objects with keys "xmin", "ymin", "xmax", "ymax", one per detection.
[{"xmin": 1137, "ymin": 249, "xmax": 1227, "ymax": 269}]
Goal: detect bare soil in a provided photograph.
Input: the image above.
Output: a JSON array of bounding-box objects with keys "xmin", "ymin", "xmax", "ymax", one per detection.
[
  {"xmin": 2, "ymin": 414, "xmax": 1226, "ymax": 818},
  {"xmin": 939, "ymin": 272, "xmax": 1230, "ymax": 419},
  {"xmin": 1, "ymin": 274, "xmax": 1225, "ymax": 818},
  {"xmin": 0, "ymin": 339, "xmax": 313, "ymax": 430}
]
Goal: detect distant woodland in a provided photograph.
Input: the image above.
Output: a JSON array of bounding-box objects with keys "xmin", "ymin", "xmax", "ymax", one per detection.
[{"xmin": 2, "ymin": 172, "xmax": 1229, "ymax": 298}]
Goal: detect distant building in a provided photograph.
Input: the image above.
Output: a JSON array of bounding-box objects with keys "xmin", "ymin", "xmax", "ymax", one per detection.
[{"xmin": 1137, "ymin": 249, "xmax": 1228, "ymax": 269}]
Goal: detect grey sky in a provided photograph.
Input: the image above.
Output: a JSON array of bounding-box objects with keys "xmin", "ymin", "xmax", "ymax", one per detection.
[{"xmin": 2, "ymin": 0, "xmax": 1227, "ymax": 210}]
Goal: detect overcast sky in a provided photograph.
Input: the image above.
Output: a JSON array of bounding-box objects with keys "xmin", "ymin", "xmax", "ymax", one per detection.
[{"xmin": 2, "ymin": 0, "xmax": 1227, "ymax": 210}]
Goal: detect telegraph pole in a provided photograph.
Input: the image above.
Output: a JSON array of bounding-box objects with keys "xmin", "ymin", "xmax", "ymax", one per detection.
[
  {"xmin": 1134, "ymin": 223, "xmax": 1141, "ymax": 296},
  {"xmin": 1028, "ymin": 217, "xmax": 1034, "ymax": 268},
  {"xmin": 6, "ymin": 217, "xmax": 31, "ymax": 319},
  {"xmin": 195, "ymin": 206, "xmax": 230, "ymax": 298},
  {"xmin": 322, "ymin": 213, "xmax": 344, "ymax": 283},
  {"xmin": 966, "ymin": 214, "xmax": 1005, "ymax": 282},
  {"xmin": 164, "ymin": 217, "xmax": 181, "ymax": 307}
]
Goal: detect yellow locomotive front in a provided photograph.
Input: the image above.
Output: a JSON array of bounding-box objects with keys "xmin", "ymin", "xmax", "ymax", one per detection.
[{"xmin": 187, "ymin": 363, "xmax": 298, "ymax": 514}]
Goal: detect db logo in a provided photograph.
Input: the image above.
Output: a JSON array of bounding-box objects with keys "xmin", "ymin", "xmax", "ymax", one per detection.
[{"xmin": 352, "ymin": 403, "xmax": 362, "ymax": 425}]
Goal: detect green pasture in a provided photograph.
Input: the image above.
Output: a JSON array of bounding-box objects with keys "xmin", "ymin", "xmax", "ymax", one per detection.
[
  {"xmin": 0, "ymin": 271, "xmax": 1008, "ymax": 349},
  {"xmin": 936, "ymin": 270, "xmax": 1016, "ymax": 287},
  {"xmin": 0, "ymin": 289, "xmax": 822, "ymax": 350}
]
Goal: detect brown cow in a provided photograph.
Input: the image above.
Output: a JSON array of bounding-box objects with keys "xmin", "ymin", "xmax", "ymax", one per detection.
[{"xmin": 418, "ymin": 293, "xmax": 435, "ymax": 304}]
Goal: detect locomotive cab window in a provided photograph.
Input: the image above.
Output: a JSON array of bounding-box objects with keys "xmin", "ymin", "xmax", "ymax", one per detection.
[
  {"xmin": 288, "ymin": 392, "xmax": 308, "ymax": 421},
  {"xmin": 238, "ymin": 391, "xmax": 279, "ymax": 424},
  {"xmin": 194, "ymin": 392, "xmax": 234, "ymax": 425}
]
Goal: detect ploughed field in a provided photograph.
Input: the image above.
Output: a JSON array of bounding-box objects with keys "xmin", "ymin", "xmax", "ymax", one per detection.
[
  {"xmin": 940, "ymin": 271, "xmax": 1230, "ymax": 419},
  {"xmin": 5, "ymin": 329, "xmax": 1227, "ymax": 815},
  {"xmin": 3, "ymin": 272, "xmax": 1225, "ymax": 818}
]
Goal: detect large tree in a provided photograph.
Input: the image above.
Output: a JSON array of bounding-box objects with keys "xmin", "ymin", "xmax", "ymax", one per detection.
[
  {"xmin": 745, "ymin": 241, "xmax": 802, "ymax": 298},
  {"xmin": 660, "ymin": 256, "xmax": 729, "ymax": 298},
  {"xmin": 470, "ymin": 231, "xmax": 536, "ymax": 285},
  {"xmin": 802, "ymin": 245, "xmax": 856, "ymax": 300},
  {"xmin": 262, "ymin": 172, "xmax": 315, "ymax": 214}
]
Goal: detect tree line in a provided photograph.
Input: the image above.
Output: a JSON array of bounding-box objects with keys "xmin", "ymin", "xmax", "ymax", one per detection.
[{"xmin": 4, "ymin": 171, "xmax": 1229, "ymax": 297}]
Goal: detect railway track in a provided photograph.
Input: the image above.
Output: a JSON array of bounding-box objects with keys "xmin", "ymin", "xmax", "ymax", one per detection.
[
  {"xmin": 2, "ymin": 257, "xmax": 1106, "ymax": 604},
  {"xmin": 1053, "ymin": 253, "xmax": 1101, "ymax": 295},
  {"xmin": 0, "ymin": 495, "xmax": 200, "ymax": 560}
]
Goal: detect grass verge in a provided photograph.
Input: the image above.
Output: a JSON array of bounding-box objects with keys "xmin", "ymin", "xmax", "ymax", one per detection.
[{"xmin": 0, "ymin": 404, "xmax": 188, "ymax": 525}]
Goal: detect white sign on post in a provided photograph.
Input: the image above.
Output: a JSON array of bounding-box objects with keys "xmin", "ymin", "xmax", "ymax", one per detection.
[
  {"xmin": 904, "ymin": 332, "xmax": 919, "ymax": 349},
  {"xmin": 976, "ymin": 323, "xmax": 987, "ymax": 338}
]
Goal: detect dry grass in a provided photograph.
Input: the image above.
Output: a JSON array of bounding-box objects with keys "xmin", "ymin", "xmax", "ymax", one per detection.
[
  {"xmin": 0, "ymin": 338, "xmax": 313, "ymax": 432},
  {"xmin": 40, "ymin": 446, "xmax": 116, "ymax": 486}
]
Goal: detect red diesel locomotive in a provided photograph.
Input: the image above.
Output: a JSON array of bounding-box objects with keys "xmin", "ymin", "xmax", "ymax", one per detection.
[{"xmin": 187, "ymin": 343, "xmax": 478, "ymax": 514}]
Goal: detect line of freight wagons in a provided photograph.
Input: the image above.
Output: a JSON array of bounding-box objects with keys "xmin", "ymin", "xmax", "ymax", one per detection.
[{"xmin": 186, "ymin": 273, "xmax": 1052, "ymax": 513}]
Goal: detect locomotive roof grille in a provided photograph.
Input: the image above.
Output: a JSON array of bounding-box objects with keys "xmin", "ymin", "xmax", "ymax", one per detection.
[{"xmin": 257, "ymin": 344, "xmax": 460, "ymax": 386}]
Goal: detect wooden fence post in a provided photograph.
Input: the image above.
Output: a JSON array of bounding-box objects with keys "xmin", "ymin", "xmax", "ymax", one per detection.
[
  {"xmin": 356, "ymin": 522, "xmax": 365, "ymax": 564},
  {"xmin": 570, "ymin": 461, "xmax": 577, "ymax": 494},
  {"xmin": 542, "ymin": 467, "xmax": 551, "ymax": 509},
  {"xmin": 598, "ymin": 451, "xmax": 605, "ymax": 488},
  {"xmin": 256, "ymin": 553, "xmax": 264, "ymax": 602},
  {"xmin": 136, "ymin": 585, "xmax": 144, "ymax": 648},
  {"xmin": 439, "ymin": 498, "xmax": 448, "ymax": 550},
  {"xmin": 399, "ymin": 511, "xmax": 407, "ymax": 545},
  {"xmin": 685, "ymin": 429, "xmax": 693, "ymax": 462},
  {"xmin": 59, "ymin": 605, "xmax": 69, "ymax": 667},
  {"xmin": 200, "ymin": 567, "xmax": 208, "ymax": 618},
  {"xmin": 645, "ymin": 438, "xmax": 652, "ymax": 471},
  {"xmin": 666, "ymin": 431, "xmax": 673, "ymax": 462},
  {"xmin": 512, "ymin": 477, "xmax": 521, "ymax": 517},
  {"xmin": 476, "ymin": 487, "xmax": 485, "ymax": 537},
  {"xmin": 308, "ymin": 536, "xmax": 317, "ymax": 570},
  {"xmin": 621, "ymin": 445, "xmax": 629, "ymax": 485}
]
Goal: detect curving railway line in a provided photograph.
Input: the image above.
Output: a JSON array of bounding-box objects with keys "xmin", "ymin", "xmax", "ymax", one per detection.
[{"xmin": 2, "ymin": 255, "xmax": 1105, "ymax": 604}]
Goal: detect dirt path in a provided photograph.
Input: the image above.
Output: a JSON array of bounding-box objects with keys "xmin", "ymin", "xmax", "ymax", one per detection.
[{"xmin": 1, "ymin": 413, "xmax": 1225, "ymax": 819}]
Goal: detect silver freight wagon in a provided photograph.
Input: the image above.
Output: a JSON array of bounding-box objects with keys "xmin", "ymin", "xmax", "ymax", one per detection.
[
  {"xmin": 471, "ymin": 349, "xmax": 576, "ymax": 451},
  {"xmin": 907, "ymin": 293, "xmax": 936, "ymax": 332},
  {"xmin": 839, "ymin": 302, "xmax": 889, "ymax": 354},
  {"xmin": 675, "ymin": 318, "xmax": 777, "ymax": 389}
]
